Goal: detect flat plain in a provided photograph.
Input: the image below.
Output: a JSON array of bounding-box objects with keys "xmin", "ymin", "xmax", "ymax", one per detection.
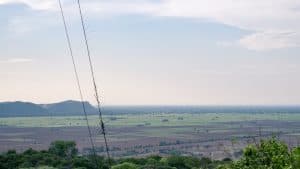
[{"xmin": 1, "ymin": 112, "xmax": 300, "ymax": 159}]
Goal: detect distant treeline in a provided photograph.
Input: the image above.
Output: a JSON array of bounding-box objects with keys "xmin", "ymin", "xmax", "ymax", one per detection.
[
  {"xmin": 1, "ymin": 138, "xmax": 300, "ymax": 169},
  {"xmin": 1, "ymin": 100, "xmax": 300, "ymax": 117},
  {"xmin": 102, "ymin": 105, "xmax": 300, "ymax": 115}
]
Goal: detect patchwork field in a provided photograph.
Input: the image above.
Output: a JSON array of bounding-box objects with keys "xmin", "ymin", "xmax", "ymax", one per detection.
[
  {"xmin": 1, "ymin": 112, "xmax": 300, "ymax": 159},
  {"xmin": 1, "ymin": 112, "xmax": 299, "ymax": 127}
]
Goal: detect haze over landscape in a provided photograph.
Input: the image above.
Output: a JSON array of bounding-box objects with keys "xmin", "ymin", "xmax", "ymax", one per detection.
[{"xmin": 1, "ymin": 0, "xmax": 300, "ymax": 105}]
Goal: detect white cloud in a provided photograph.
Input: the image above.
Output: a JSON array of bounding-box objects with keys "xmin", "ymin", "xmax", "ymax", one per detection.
[
  {"xmin": 155, "ymin": 0, "xmax": 300, "ymax": 50},
  {"xmin": 1, "ymin": 0, "xmax": 300, "ymax": 50},
  {"xmin": 0, "ymin": 58, "xmax": 33, "ymax": 63},
  {"xmin": 0, "ymin": 0, "xmax": 56, "ymax": 10},
  {"xmin": 239, "ymin": 31, "xmax": 300, "ymax": 51}
]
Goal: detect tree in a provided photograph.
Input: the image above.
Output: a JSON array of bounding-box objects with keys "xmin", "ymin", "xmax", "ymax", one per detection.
[
  {"xmin": 167, "ymin": 156, "xmax": 201, "ymax": 169},
  {"xmin": 48, "ymin": 140, "xmax": 78, "ymax": 158},
  {"xmin": 230, "ymin": 138, "xmax": 292, "ymax": 169},
  {"xmin": 292, "ymin": 147, "xmax": 300, "ymax": 168}
]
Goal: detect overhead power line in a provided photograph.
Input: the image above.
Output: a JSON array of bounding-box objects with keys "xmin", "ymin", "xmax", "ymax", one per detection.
[
  {"xmin": 57, "ymin": 0, "xmax": 100, "ymax": 168},
  {"xmin": 75, "ymin": 0, "xmax": 111, "ymax": 163}
]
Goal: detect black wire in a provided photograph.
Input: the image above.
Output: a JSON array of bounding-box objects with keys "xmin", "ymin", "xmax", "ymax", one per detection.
[
  {"xmin": 75, "ymin": 0, "xmax": 111, "ymax": 165},
  {"xmin": 57, "ymin": 0, "xmax": 100, "ymax": 168}
]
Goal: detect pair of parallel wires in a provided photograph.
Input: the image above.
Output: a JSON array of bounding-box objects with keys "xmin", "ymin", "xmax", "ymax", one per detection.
[{"xmin": 58, "ymin": 0, "xmax": 110, "ymax": 168}]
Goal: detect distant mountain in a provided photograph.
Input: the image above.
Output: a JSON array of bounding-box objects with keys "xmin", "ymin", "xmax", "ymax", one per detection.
[
  {"xmin": 1, "ymin": 101, "xmax": 300, "ymax": 117},
  {"xmin": 0, "ymin": 101, "xmax": 48, "ymax": 117},
  {"xmin": 0, "ymin": 100, "xmax": 97, "ymax": 117},
  {"xmin": 41, "ymin": 100, "xmax": 97, "ymax": 116}
]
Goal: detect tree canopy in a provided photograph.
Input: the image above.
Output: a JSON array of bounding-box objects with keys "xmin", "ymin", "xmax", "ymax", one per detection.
[{"xmin": 1, "ymin": 138, "xmax": 300, "ymax": 169}]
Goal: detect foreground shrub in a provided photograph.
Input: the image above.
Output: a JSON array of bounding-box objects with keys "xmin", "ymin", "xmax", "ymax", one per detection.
[{"xmin": 230, "ymin": 138, "xmax": 293, "ymax": 169}]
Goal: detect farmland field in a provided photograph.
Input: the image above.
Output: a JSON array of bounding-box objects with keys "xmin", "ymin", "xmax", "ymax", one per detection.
[
  {"xmin": 1, "ymin": 112, "xmax": 300, "ymax": 159},
  {"xmin": 1, "ymin": 112, "xmax": 299, "ymax": 127}
]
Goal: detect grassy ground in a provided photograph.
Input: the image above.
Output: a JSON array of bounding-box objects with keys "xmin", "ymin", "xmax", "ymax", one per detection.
[{"xmin": 0, "ymin": 112, "xmax": 299, "ymax": 128}]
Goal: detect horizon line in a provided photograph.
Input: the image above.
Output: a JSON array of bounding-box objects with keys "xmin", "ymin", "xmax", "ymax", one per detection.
[{"xmin": 1, "ymin": 100, "xmax": 300, "ymax": 107}]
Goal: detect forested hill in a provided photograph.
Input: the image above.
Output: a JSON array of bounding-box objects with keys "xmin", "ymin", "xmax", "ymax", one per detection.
[
  {"xmin": 0, "ymin": 100, "xmax": 96, "ymax": 117},
  {"xmin": 1, "ymin": 101, "xmax": 300, "ymax": 117},
  {"xmin": 40, "ymin": 100, "xmax": 96, "ymax": 116},
  {"xmin": 0, "ymin": 101, "xmax": 48, "ymax": 117}
]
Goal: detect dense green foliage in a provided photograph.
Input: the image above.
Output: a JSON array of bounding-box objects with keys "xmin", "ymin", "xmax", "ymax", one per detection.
[
  {"xmin": 1, "ymin": 138, "xmax": 300, "ymax": 169},
  {"xmin": 0, "ymin": 141, "xmax": 228, "ymax": 169},
  {"xmin": 222, "ymin": 138, "xmax": 300, "ymax": 169}
]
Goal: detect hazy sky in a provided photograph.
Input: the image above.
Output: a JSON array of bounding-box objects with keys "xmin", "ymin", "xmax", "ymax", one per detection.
[{"xmin": 1, "ymin": 0, "xmax": 300, "ymax": 105}]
